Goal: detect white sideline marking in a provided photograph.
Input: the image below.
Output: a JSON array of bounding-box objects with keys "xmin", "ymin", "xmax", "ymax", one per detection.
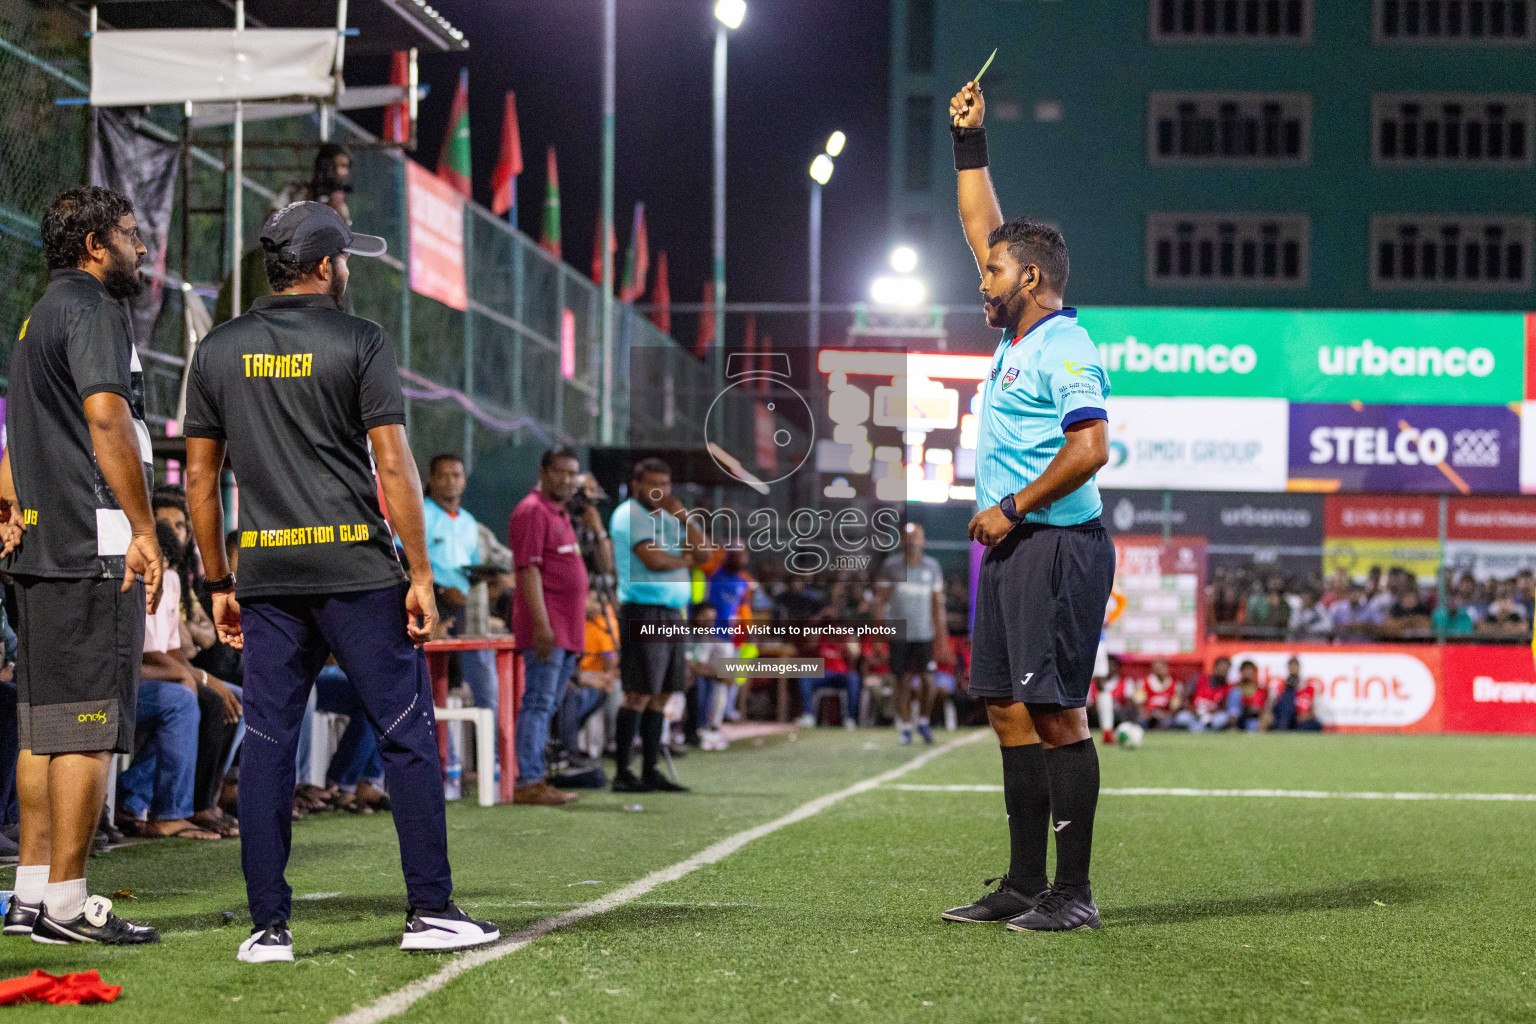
[
  {"xmin": 889, "ymin": 784, "xmax": 1536, "ymax": 802},
  {"xmin": 331, "ymin": 730, "xmax": 989, "ymax": 1024}
]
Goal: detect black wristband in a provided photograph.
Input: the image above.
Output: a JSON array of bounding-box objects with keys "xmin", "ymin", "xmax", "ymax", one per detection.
[
  {"xmin": 952, "ymin": 125, "xmax": 988, "ymax": 170},
  {"xmin": 205, "ymin": 574, "xmax": 236, "ymax": 594}
]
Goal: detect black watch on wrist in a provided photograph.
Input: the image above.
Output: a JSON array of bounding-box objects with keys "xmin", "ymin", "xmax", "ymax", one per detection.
[{"xmin": 999, "ymin": 494, "xmax": 1024, "ymax": 524}]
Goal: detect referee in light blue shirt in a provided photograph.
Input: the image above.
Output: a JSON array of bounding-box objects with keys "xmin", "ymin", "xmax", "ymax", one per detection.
[{"xmin": 937, "ymin": 79, "xmax": 1116, "ymax": 934}]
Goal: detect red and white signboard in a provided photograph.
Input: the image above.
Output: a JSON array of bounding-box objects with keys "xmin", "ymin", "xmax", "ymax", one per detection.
[
  {"xmin": 1442, "ymin": 497, "xmax": 1536, "ymax": 579},
  {"xmin": 1323, "ymin": 494, "xmax": 1439, "ymax": 538},
  {"xmin": 1207, "ymin": 642, "xmax": 1444, "ymax": 732},
  {"xmin": 1105, "ymin": 536, "xmax": 1205, "ymax": 656},
  {"xmin": 1441, "ymin": 644, "xmax": 1536, "ymax": 733},
  {"xmin": 405, "ymin": 159, "xmax": 467, "ymax": 312}
]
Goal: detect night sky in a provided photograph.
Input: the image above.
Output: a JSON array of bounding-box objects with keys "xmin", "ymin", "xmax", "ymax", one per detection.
[{"xmin": 352, "ymin": 0, "xmax": 892, "ymax": 316}]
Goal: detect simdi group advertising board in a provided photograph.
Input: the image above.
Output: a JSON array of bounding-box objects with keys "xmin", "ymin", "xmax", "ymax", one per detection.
[{"xmin": 1066, "ymin": 307, "xmax": 1533, "ymax": 493}]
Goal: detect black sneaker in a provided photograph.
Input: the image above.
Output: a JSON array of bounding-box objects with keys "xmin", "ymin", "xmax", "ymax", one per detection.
[
  {"xmin": 31, "ymin": 896, "xmax": 160, "ymax": 945},
  {"xmin": 237, "ymin": 921, "xmax": 294, "ymax": 963},
  {"xmin": 1006, "ymin": 887, "xmax": 1102, "ymax": 932},
  {"xmin": 611, "ymin": 771, "xmax": 654, "ymax": 793},
  {"xmin": 401, "ymin": 901, "xmax": 500, "ymax": 951},
  {"xmin": 642, "ymin": 770, "xmax": 689, "ymax": 793},
  {"xmin": 3, "ymin": 897, "xmax": 40, "ymax": 936},
  {"xmin": 941, "ymin": 878, "xmax": 1047, "ymax": 923}
]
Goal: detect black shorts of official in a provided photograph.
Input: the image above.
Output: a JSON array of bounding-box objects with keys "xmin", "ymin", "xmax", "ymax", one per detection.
[
  {"xmin": 618, "ymin": 602, "xmax": 687, "ymax": 695},
  {"xmin": 970, "ymin": 519, "xmax": 1115, "ymax": 708},
  {"xmin": 12, "ymin": 574, "xmax": 145, "ymax": 754},
  {"xmin": 888, "ymin": 640, "xmax": 935, "ymax": 678}
]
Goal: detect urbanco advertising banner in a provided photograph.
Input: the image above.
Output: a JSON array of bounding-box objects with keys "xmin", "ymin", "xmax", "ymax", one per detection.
[
  {"xmin": 1289, "ymin": 403, "xmax": 1520, "ymax": 494},
  {"xmin": 1077, "ymin": 307, "xmax": 1523, "ymax": 405},
  {"xmin": 1207, "ymin": 642, "xmax": 1443, "ymax": 731},
  {"xmin": 1098, "ymin": 397, "xmax": 1289, "ymax": 491},
  {"xmin": 1440, "ymin": 644, "xmax": 1536, "ymax": 734}
]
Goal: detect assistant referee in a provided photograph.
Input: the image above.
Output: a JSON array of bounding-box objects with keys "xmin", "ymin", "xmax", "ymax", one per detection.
[{"xmin": 938, "ymin": 81, "xmax": 1116, "ymax": 932}]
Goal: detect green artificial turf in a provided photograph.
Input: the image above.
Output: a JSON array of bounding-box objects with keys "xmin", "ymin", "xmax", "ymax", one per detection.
[{"xmin": 5, "ymin": 730, "xmax": 1536, "ymax": 1023}]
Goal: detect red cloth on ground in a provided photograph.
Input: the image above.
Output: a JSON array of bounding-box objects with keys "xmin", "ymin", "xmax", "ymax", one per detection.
[{"xmin": 0, "ymin": 969, "xmax": 121, "ymax": 1005}]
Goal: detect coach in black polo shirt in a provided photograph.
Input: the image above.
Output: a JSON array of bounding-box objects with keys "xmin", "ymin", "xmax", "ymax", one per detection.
[
  {"xmin": 182, "ymin": 202, "xmax": 498, "ymax": 963},
  {"xmin": 0, "ymin": 187, "xmax": 162, "ymax": 946}
]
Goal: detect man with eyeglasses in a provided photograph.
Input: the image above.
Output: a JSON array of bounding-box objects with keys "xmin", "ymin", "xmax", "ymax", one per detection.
[{"xmin": 1, "ymin": 187, "xmax": 163, "ymax": 945}]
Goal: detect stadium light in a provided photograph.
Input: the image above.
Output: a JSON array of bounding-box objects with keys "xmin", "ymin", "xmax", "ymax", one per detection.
[
  {"xmin": 889, "ymin": 245, "xmax": 919, "ymax": 274},
  {"xmin": 714, "ymin": 0, "xmax": 747, "ymax": 29},
  {"xmin": 809, "ymin": 153, "xmax": 835, "ymax": 185},
  {"xmin": 871, "ymin": 274, "xmax": 927, "ymax": 307},
  {"xmin": 825, "ymin": 130, "xmax": 847, "ymax": 157}
]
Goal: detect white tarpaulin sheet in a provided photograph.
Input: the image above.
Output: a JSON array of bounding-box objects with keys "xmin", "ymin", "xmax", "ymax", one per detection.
[{"xmin": 91, "ymin": 29, "xmax": 337, "ymax": 107}]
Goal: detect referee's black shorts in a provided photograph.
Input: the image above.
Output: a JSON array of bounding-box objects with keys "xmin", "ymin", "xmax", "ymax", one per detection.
[
  {"xmin": 969, "ymin": 518, "xmax": 1114, "ymax": 708},
  {"xmin": 617, "ymin": 602, "xmax": 687, "ymax": 695}
]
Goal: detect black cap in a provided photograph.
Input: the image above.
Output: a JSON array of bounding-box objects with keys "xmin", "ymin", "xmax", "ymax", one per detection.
[{"xmin": 259, "ymin": 201, "xmax": 386, "ymax": 263}]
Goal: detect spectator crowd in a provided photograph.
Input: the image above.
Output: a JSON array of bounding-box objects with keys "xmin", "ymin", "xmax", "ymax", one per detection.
[{"xmin": 1208, "ymin": 563, "xmax": 1536, "ymax": 643}]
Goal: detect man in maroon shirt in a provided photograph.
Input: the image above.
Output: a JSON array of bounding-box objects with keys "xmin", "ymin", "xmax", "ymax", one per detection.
[{"xmin": 508, "ymin": 448, "xmax": 610, "ymax": 805}]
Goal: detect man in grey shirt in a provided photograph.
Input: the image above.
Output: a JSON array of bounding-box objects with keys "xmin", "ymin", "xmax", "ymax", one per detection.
[{"xmin": 874, "ymin": 524, "xmax": 952, "ymax": 745}]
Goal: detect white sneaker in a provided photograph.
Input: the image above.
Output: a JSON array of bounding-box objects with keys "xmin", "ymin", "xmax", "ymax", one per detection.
[
  {"xmin": 844, "ymin": 717, "xmax": 858, "ymax": 731},
  {"xmin": 797, "ymin": 714, "xmax": 817, "ymax": 728},
  {"xmin": 401, "ymin": 901, "xmax": 500, "ymax": 951},
  {"xmin": 238, "ymin": 922, "xmax": 294, "ymax": 963}
]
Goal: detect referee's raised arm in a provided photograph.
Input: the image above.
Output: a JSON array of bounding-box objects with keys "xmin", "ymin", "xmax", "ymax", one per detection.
[{"xmin": 950, "ymin": 82, "xmax": 1003, "ymax": 275}]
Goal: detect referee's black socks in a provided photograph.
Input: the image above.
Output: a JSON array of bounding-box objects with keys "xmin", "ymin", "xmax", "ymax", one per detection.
[
  {"xmin": 615, "ymin": 706, "xmax": 640, "ymax": 775},
  {"xmin": 1000, "ymin": 743, "xmax": 1051, "ymax": 895},
  {"xmin": 1043, "ymin": 738, "xmax": 1100, "ymax": 893},
  {"xmin": 640, "ymin": 708, "xmax": 666, "ymax": 776}
]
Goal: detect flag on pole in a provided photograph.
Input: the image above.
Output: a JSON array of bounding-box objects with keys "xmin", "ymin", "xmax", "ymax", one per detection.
[
  {"xmin": 540, "ymin": 146, "xmax": 561, "ymax": 258},
  {"xmin": 649, "ymin": 250, "xmax": 671, "ymax": 334},
  {"xmin": 490, "ymin": 91, "xmax": 523, "ymax": 218},
  {"xmin": 695, "ymin": 280, "xmax": 715, "ymax": 359},
  {"xmin": 436, "ymin": 68, "xmax": 472, "ymax": 199},
  {"xmin": 619, "ymin": 202, "xmax": 650, "ymax": 302},
  {"xmin": 591, "ymin": 216, "xmax": 617, "ymax": 285},
  {"xmin": 383, "ymin": 51, "xmax": 409, "ymax": 144}
]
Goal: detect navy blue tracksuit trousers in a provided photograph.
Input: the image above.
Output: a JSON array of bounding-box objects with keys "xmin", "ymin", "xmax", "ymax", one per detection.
[{"xmin": 238, "ymin": 585, "xmax": 452, "ymax": 929}]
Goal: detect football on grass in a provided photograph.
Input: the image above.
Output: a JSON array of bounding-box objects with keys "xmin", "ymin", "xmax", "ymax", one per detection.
[{"xmin": 1114, "ymin": 722, "xmax": 1145, "ymax": 748}]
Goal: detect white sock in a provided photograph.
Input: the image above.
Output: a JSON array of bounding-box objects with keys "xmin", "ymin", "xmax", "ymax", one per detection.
[
  {"xmin": 917, "ymin": 716, "xmax": 930, "ymax": 726},
  {"xmin": 14, "ymin": 865, "xmax": 49, "ymax": 904},
  {"xmin": 896, "ymin": 718, "xmax": 910, "ymax": 731},
  {"xmin": 44, "ymin": 878, "xmax": 88, "ymax": 920}
]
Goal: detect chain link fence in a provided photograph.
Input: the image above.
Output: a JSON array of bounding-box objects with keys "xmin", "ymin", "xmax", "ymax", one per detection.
[{"xmin": 0, "ymin": 1, "xmax": 715, "ymax": 468}]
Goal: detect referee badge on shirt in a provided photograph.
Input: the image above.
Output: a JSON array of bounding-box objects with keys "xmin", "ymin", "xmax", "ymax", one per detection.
[{"xmin": 1000, "ymin": 366, "xmax": 1020, "ymax": 391}]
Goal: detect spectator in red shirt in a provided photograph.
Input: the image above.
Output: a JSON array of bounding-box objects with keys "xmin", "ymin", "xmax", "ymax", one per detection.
[
  {"xmin": 1174, "ymin": 656, "xmax": 1234, "ymax": 732},
  {"xmin": 1137, "ymin": 658, "xmax": 1179, "ymax": 729},
  {"xmin": 508, "ymin": 448, "xmax": 596, "ymax": 807},
  {"xmin": 797, "ymin": 638, "xmax": 861, "ymax": 730}
]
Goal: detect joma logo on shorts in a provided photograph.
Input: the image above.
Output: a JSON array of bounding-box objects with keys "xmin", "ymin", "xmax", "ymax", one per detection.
[{"xmin": 76, "ymin": 711, "xmax": 107, "ymax": 724}]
